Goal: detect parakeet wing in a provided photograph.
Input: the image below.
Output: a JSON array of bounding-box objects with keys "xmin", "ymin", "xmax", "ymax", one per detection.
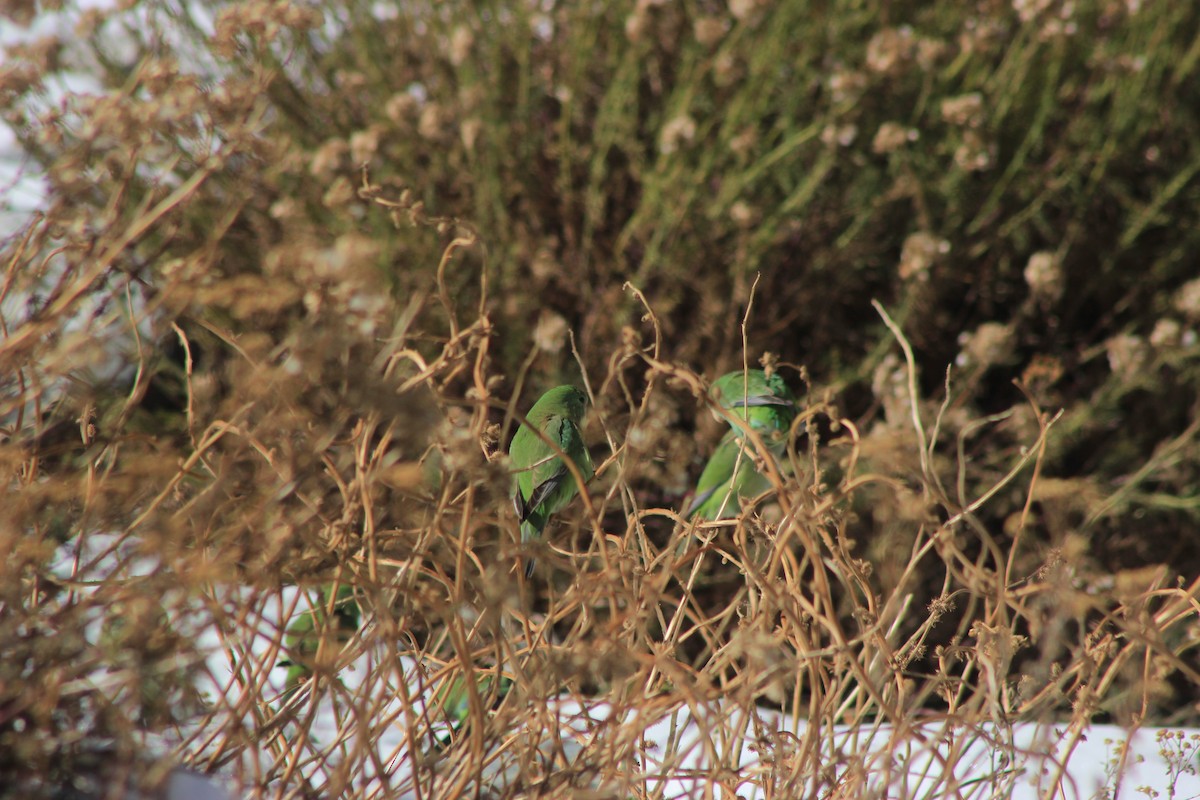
[
  {"xmin": 686, "ymin": 430, "xmax": 783, "ymax": 520},
  {"xmin": 686, "ymin": 432, "xmax": 742, "ymax": 519},
  {"xmin": 522, "ymin": 465, "xmax": 567, "ymax": 520},
  {"xmin": 685, "ymin": 484, "xmax": 722, "ymax": 518}
]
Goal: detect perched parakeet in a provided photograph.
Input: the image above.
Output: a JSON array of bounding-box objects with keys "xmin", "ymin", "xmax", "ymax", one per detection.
[
  {"xmin": 508, "ymin": 385, "xmax": 594, "ymax": 578},
  {"xmin": 685, "ymin": 429, "xmax": 778, "ymax": 520},
  {"xmin": 277, "ymin": 584, "xmax": 360, "ymax": 700},
  {"xmin": 708, "ymin": 369, "xmax": 797, "ymax": 442},
  {"xmin": 685, "ymin": 371, "xmax": 796, "ymax": 522}
]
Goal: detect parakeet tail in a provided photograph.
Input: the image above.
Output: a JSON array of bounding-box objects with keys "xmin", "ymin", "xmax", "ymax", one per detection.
[{"xmin": 520, "ymin": 519, "xmax": 540, "ymax": 579}]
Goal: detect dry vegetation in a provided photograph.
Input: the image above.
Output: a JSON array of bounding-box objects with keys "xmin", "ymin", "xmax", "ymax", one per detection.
[{"xmin": 2, "ymin": 0, "xmax": 1199, "ymax": 797}]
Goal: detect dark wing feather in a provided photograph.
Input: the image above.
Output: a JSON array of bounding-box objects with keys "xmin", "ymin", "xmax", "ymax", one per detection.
[
  {"xmin": 730, "ymin": 396, "xmax": 794, "ymax": 408},
  {"xmin": 522, "ymin": 465, "xmax": 567, "ymax": 519},
  {"xmin": 685, "ymin": 485, "xmax": 718, "ymax": 519}
]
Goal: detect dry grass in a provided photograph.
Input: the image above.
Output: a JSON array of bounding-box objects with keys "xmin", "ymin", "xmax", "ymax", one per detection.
[{"xmin": 2, "ymin": 0, "xmax": 1199, "ymax": 797}]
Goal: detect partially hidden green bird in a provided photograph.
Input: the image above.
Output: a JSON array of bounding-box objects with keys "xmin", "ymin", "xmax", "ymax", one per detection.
[
  {"xmin": 277, "ymin": 584, "xmax": 361, "ymax": 700},
  {"xmin": 508, "ymin": 385, "xmax": 594, "ymax": 578},
  {"xmin": 686, "ymin": 370, "xmax": 798, "ymax": 521}
]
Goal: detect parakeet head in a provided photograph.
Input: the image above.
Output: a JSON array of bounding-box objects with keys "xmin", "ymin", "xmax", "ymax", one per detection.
[
  {"xmin": 709, "ymin": 370, "xmax": 795, "ymax": 414},
  {"xmin": 526, "ymin": 385, "xmax": 588, "ymax": 423}
]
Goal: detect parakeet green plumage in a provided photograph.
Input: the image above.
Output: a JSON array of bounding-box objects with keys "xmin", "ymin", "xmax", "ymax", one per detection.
[
  {"xmin": 277, "ymin": 584, "xmax": 360, "ymax": 700},
  {"xmin": 430, "ymin": 670, "xmax": 513, "ymax": 750},
  {"xmin": 686, "ymin": 429, "xmax": 778, "ymax": 520},
  {"xmin": 508, "ymin": 385, "xmax": 594, "ymax": 578},
  {"xmin": 434, "ymin": 671, "xmax": 514, "ymax": 728},
  {"xmin": 708, "ymin": 369, "xmax": 797, "ymax": 442}
]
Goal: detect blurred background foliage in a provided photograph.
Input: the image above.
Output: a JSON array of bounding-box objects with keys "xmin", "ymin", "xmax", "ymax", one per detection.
[{"xmin": 3, "ymin": 0, "xmax": 1200, "ymax": 793}]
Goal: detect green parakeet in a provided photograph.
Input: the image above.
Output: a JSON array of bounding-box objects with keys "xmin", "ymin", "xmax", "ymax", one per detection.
[
  {"xmin": 687, "ymin": 371, "xmax": 796, "ymax": 521},
  {"xmin": 277, "ymin": 583, "xmax": 360, "ymax": 700},
  {"xmin": 708, "ymin": 369, "xmax": 797, "ymax": 442},
  {"xmin": 686, "ymin": 429, "xmax": 778, "ymax": 520},
  {"xmin": 434, "ymin": 671, "xmax": 513, "ymax": 728},
  {"xmin": 508, "ymin": 385, "xmax": 594, "ymax": 578}
]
